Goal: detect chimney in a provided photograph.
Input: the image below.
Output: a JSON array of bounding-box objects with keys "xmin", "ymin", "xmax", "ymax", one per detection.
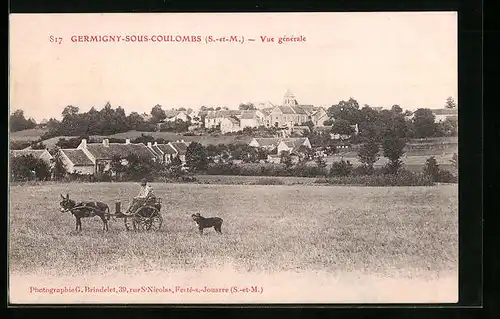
[
  {"xmin": 125, "ymin": 138, "xmax": 130, "ymax": 145},
  {"xmin": 81, "ymin": 139, "xmax": 87, "ymax": 148},
  {"xmin": 181, "ymin": 139, "xmax": 184, "ymax": 143},
  {"xmin": 147, "ymin": 142, "xmax": 152, "ymax": 148},
  {"xmin": 102, "ymin": 139, "xmax": 109, "ymax": 147}
]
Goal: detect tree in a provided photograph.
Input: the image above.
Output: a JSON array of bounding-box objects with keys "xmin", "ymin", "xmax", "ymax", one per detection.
[
  {"xmin": 329, "ymin": 160, "xmax": 353, "ymax": 177},
  {"xmin": 358, "ymin": 139, "xmax": 380, "ymax": 174},
  {"xmin": 109, "ymin": 155, "xmax": 126, "ymax": 180},
  {"xmin": 315, "ymin": 155, "xmax": 327, "ymax": 176},
  {"xmin": 159, "ymin": 119, "xmax": 189, "ymax": 133},
  {"xmin": 238, "ymin": 103, "xmax": 256, "ymax": 110},
  {"xmin": 436, "ymin": 117, "xmax": 458, "ymax": 137},
  {"xmin": 280, "ymin": 151, "xmax": 293, "ymax": 170},
  {"xmin": 52, "ymin": 150, "xmax": 67, "ymax": 180},
  {"xmin": 391, "ymin": 105, "xmax": 403, "ymax": 114},
  {"xmin": 423, "ymin": 156, "xmax": 440, "ymax": 182},
  {"xmin": 381, "ymin": 134, "xmax": 406, "ymax": 174},
  {"xmin": 379, "ymin": 109, "xmax": 408, "ymax": 139},
  {"xmin": 150, "ymin": 104, "xmax": 167, "ymax": 123},
  {"xmin": 323, "ymin": 119, "xmax": 334, "ymax": 126},
  {"xmin": 302, "ymin": 120, "xmax": 315, "ymax": 132},
  {"xmin": 185, "ymin": 142, "xmax": 209, "ymax": 172},
  {"xmin": 445, "ymin": 96, "xmax": 457, "ymax": 109},
  {"xmin": 127, "ymin": 112, "xmax": 146, "ymax": 130},
  {"xmin": 412, "ymin": 108, "xmax": 437, "ymax": 138},
  {"xmin": 9, "ymin": 109, "xmax": 37, "ymax": 132},
  {"xmin": 295, "ymin": 145, "xmax": 314, "ymax": 163},
  {"xmin": 327, "ymin": 98, "xmax": 362, "ymax": 125},
  {"xmin": 331, "ymin": 119, "xmax": 355, "ymax": 136},
  {"xmin": 10, "ymin": 154, "xmax": 51, "ymax": 181},
  {"xmin": 61, "ymin": 105, "xmax": 79, "ymax": 118},
  {"xmin": 30, "ymin": 141, "xmax": 47, "ymax": 150},
  {"xmin": 131, "ymin": 134, "xmax": 155, "ymax": 144}
]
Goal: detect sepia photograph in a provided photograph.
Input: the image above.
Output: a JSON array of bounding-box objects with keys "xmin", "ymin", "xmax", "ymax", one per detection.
[{"xmin": 8, "ymin": 12, "xmax": 458, "ymax": 304}]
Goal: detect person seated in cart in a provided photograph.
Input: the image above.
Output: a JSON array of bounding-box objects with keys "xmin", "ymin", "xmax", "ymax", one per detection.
[{"xmin": 125, "ymin": 178, "xmax": 155, "ymax": 214}]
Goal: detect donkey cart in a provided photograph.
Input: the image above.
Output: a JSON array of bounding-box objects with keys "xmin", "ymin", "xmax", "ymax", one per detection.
[{"xmin": 111, "ymin": 197, "xmax": 163, "ymax": 232}]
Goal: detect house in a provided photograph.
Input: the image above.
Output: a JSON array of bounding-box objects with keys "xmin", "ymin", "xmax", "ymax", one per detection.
[
  {"xmin": 168, "ymin": 140, "xmax": 190, "ymax": 163},
  {"xmin": 249, "ymin": 137, "xmax": 311, "ymax": 154},
  {"xmin": 220, "ymin": 116, "xmax": 241, "ymax": 134},
  {"xmin": 10, "ymin": 149, "xmax": 54, "ymax": 167},
  {"xmin": 191, "ymin": 110, "xmax": 208, "ymax": 126},
  {"xmin": 290, "ymin": 125, "xmax": 311, "ymax": 136},
  {"xmin": 264, "ymin": 90, "xmax": 319, "ymax": 128},
  {"xmin": 76, "ymin": 138, "xmax": 157, "ymax": 174},
  {"xmin": 205, "ymin": 110, "xmax": 242, "ymax": 129},
  {"xmin": 315, "ymin": 124, "xmax": 358, "ymax": 140},
  {"xmin": 248, "ymin": 138, "xmax": 281, "ymax": 150},
  {"xmin": 164, "ymin": 110, "xmax": 191, "ymax": 123},
  {"xmin": 57, "ymin": 149, "xmax": 95, "ymax": 175},
  {"xmin": 239, "ymin": 110, "xmax": 266, "ymax": 129},
  {"xmin": 309, "ymin": 107, "xmax": 329, "ymax": 126},
  {"xmin": 432, "ymin": 108, "xmax": 458, "ymax": 123},
  {"xmin": 276, "ymin": 138, "xmax": 312, "ymax": 154},
  {"xmin": 146, "ymin": 141, "xmax": 180, "ymax": 164}
]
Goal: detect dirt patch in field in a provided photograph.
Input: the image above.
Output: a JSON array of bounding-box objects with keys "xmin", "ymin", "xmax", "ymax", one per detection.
[{"xmin": 9, "ymin": 266, "xmax": 457, "ymax": 304}]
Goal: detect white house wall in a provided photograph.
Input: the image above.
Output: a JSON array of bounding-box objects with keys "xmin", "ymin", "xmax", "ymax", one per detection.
[{"xmin": 72, "ymin": 166, "xmax": 95, "ymax": 175}]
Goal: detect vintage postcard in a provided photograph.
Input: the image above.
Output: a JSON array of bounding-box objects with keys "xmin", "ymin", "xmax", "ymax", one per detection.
[{"xmin": 8, "ymin": 12, "xmax": 458, "ymax": 304}]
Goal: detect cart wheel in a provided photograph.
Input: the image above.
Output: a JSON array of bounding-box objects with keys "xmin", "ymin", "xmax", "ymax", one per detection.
[{"xmin": 132, "ymin": 206, "xmax": 163, "ymax": 232}]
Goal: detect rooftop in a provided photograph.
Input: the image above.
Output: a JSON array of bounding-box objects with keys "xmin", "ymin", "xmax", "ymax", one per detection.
[
  {"xmin": 84, "ymin": 143, "xmax": 154, "ymax": 159},
  {"xmin": 60, "ymin": 149, "xmax": 93, "ymax": 166}
]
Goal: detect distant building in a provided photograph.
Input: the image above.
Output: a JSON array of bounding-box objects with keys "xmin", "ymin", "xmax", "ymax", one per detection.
[
  {"xmin": 249, "ymin": 137, "xmax": 311, "ymax": 154},
  {"xmin": 432, "ymin": 108, "xmax": 458, "ymax": 123},
  {"xmin": 146, "ymin": 141, "xmax": 182, "ymax": 164},
  {"xmin": 57, "ymin": 149, "xmax": 95, "ymax": 175},
  {"xmin": 76, "ymin": 138, "xmax": 157, "ymax": 174},
  {"xmin": 164, "ymin": 110, "xmax": 191, "ymax": 123},
  {"xmin": 276, "ymin": 138, "xmax": 312, "ymax": 154},
  {"xmin": 264, "ymin": 90, "xmax": 329, "ymax": 128},
  {"xmin": 220, "ymin": 116, "xmax": 241, "ymax": 134}
]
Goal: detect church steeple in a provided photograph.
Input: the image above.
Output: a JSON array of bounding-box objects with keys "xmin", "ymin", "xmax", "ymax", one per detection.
[{"xmin": 283, "ymin": 89, "xmax": 298, "ymax": 106}]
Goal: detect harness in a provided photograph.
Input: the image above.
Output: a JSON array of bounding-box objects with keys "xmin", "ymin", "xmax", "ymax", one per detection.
[{"xmin": 69, "ymin": 201, "xmax": 101, "ymax": 216}]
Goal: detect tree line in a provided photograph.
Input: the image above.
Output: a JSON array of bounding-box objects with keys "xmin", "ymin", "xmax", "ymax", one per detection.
[{"xmin": 11, "ymin": 96, "xmax": 457, "ymax": 140}]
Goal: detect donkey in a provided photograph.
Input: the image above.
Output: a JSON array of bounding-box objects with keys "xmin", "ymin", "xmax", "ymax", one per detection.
[{"xmin": 59, "ymin": 193, "xmax": 110, "ymax": 231}]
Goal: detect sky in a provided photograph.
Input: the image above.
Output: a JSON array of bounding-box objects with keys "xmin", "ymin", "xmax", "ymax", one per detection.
[{"xmin": 9, "ymin": 12, "xmax": 457, "ymax": 122}]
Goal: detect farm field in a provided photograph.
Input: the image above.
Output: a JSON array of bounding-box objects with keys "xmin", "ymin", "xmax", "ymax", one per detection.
[
  {"xmin": 329, "ymin": 153, "xmax": 456, "ymax": 173},
  {"xmin": 9, "ymin": 182, "xmax": 458, "ymax": 303},
  {"xmin": 9, "ymin": 128, "xmax": 49, "ymax": 141}
]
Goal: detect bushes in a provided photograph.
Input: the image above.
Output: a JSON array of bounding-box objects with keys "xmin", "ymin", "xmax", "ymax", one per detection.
[
  {"xmin": 251, "ymin": 178, "xmax": 285, "ymax": 185},
  {"xmin": 292, "ymin": 163, "xmax": 328, "ymax": 177},
  {"xmin": 318, "ymin": 170, "xmax": 434, "ymax": 186},
  {"xmin": 10, "ymin": 155, "xmax": 52, "ymax": 181},
  {"xmin": 423, "ymin": 156, "xmax": 458, "ymax": 183},
  {"xmin": 437, "ymin": 170, "xmax": 457, "ymax": 183},
  {"xmin": 329, "ymin": 160, "xmax": 353, "ymax": 177}
]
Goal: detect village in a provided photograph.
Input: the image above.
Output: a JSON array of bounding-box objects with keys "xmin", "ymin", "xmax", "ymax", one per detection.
[{"xmin": 9, "ymin": 90, "xmax": 458, "ymax": 180}]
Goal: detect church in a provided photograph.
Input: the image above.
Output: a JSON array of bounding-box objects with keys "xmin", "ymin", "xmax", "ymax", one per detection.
[{"xmin": 264, "ymin": 90, "xmax": 329, "ymax": 128}]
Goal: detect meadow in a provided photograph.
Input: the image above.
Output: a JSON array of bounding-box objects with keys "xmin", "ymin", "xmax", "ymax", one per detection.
[{"xmin": 10, "ymin": 182, "xmax": 458, "ymax": 279}]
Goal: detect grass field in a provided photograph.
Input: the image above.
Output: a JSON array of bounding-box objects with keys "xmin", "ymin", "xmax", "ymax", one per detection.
[
  {"xmin": 10, "ymin": 182, "xmax": 457, "ymax": 276},
  {"xmin": 9, "ymin": 182, "xmax": 458, "ymax": 303},
  {"xmin": 9, "ymin": 128, "xmax": 49, "ymax": 142}
]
